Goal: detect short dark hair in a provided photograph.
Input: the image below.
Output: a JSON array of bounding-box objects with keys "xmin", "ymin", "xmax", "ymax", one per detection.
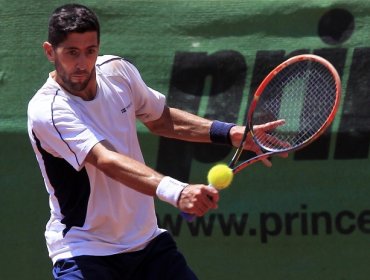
[{"xmin": 48, "ymin": 4, "xmax": 100, "ymax": 47}]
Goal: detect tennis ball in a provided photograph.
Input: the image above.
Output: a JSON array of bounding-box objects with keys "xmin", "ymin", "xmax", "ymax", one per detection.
[{"xmin": 207, "ymin": 164, "xmax": 233, "ymax": 190}]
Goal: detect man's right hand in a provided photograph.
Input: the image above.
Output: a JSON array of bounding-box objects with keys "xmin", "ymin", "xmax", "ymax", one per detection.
[{"xmin": 178, "ymin": 184, "xmax": 219, "ymax": 217}]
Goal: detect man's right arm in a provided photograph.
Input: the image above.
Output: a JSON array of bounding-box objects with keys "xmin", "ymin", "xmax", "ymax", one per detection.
[{"xmin": 84, "ymin": 141, "xmax": 219, "ymax": 216}]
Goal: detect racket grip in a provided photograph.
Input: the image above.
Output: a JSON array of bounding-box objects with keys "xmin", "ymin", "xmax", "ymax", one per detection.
[{"xmin": 181, "ymin": 212, "xmax": 196, "ymax": 222}]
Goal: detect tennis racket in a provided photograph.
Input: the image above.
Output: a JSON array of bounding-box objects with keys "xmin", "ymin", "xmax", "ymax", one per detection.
[{"xmin": 182, "ymin": 54, "xmax": 341, "ymax": 221}]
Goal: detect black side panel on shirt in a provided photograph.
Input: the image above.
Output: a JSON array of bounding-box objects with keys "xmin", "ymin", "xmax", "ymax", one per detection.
[{"xmin": 32, "ymin": 131, "xmax": 90, "ymax": 237}]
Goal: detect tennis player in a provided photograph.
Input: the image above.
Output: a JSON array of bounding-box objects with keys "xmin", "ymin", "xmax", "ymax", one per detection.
[{"xmin": 27, "ymin": 4, "xmax": 281, "ymax": 280}]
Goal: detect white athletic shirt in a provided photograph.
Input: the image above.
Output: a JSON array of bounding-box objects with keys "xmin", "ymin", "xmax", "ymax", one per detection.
[{"xmin": 27, "ymin": 55, "xmax": 166, "ymax": 264}]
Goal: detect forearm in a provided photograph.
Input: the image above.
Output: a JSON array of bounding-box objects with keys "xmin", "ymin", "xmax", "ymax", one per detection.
[
  {"xmin": 85, "ymin": 141, "xmax": 188, "ymax": 207},
  {"xmin": 86, "ymin": 142, "xmax": 162, "ymax": 196},
  {"xmin": 85, "ymin": 138, "xmax": 219, "ymax": 215}
]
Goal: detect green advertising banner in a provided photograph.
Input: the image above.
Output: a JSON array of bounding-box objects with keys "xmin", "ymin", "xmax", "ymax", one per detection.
[{"xmin": 0, "ymin": 0, "xmax": 369, "ymax": 279}]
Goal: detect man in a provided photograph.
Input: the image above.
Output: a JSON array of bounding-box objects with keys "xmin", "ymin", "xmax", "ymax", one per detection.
[{"xmin": 27, "ymin": 4, "xmax": 283, "ymax": 279}]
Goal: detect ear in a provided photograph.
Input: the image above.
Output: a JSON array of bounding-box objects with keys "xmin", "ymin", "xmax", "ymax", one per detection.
[{"xmin": 43, "ymin": 42, "xmax": 55, "ymax": 63}]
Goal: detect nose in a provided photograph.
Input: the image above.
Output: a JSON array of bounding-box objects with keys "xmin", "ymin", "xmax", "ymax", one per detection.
[{"xmin": 76, "ymin": 54, "xmax": 88, "ymax": 71}]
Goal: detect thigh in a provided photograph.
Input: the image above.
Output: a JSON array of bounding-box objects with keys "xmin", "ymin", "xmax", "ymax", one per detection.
[
  {"xmin": 134, "ymin": 232, "xmax": 199, "ymax": 280},
  {"xmin": 53, "ymin": 255, "xmax": 120, "ymax": 280}
]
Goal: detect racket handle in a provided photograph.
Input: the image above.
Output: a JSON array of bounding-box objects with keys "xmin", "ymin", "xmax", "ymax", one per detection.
[{"xmin": 181, "ymin": 212, "xmax": 196, "ymax": 222}]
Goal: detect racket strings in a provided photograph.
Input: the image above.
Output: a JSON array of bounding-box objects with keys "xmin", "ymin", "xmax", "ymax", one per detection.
[{"xmin": 252, "ymin": 60, "xmax": 337, "ymax": 152}]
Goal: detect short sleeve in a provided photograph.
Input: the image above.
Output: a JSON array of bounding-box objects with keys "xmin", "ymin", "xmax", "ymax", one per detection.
[
  {"xmin": 29, "ymin": 96, "xmax": 105, "ymax": 171},
  {"xmin": 117, "ymin": 60, "xmax": 166, "ymax": 122}
]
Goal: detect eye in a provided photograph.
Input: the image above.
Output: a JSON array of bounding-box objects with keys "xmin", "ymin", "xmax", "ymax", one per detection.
[
  {"xmin": 87, "ymin": 48, "xmax": 97, "ymax": 55},
  {"xmin": 67, "ymin": 49, "xmax": 79, "ymax": 56}
]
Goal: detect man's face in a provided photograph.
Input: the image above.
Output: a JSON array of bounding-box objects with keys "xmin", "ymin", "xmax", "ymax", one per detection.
[{"xmin": 48, "ymin": 31, "xmax": 99, "ymax": 95}]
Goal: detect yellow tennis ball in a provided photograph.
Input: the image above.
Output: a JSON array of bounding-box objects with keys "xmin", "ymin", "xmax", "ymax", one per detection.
[{"xmin": 207, "ymin": 164, "xmax": 233, "ymax": 190}]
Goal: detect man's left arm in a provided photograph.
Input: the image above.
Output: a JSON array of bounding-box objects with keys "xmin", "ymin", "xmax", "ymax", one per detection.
[
  {"xmin": 144, "ymin": 106, "xmax": 214, "ymax": 143},
  {"xmin": 144, "ymin": 105, "xmax": 286, "ymax": 167}
]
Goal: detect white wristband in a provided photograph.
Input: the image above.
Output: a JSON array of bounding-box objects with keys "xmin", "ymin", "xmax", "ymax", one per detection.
[{"xmin": 156, "ymin": 176, "xmax": 188, "ymax": 207}]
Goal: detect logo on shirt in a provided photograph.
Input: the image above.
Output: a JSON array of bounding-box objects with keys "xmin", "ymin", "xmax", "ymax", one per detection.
[{"xmin": 121, "ymin": 102, "xmax": 132, "ymax": 113}]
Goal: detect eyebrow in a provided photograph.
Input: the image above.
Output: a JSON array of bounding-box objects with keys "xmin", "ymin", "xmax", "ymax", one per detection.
[{"xmin": 62, "ymin": 45, "xmax": 99, "ymax": 50}]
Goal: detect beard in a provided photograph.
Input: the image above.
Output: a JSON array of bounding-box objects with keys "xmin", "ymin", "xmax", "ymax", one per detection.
[{"xmin": 55, "ymin": 61, "xmax": 95, "ymax": 93}]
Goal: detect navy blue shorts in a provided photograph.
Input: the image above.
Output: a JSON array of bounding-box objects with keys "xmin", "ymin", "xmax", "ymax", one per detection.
[{"xmin": 52, "ymin": 232, "xmax": 198, "ymax": 280}]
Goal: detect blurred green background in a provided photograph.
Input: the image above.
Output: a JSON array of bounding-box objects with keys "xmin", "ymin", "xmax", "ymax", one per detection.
[{"xmin": 1, "ymin": 0, "xmax": 369, "ymax": 279}]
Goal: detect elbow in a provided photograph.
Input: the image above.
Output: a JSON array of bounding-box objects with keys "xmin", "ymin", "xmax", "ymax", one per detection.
[
  {"xmin": 85, "ymin": 141, "xmax": 121, "ymax": 179},
  {"xmin": 144, "ymin": 106, "xmax": 174, "ymax": 136},
  {"xmin": 94, "ymin": 153, "xmax": 118, "ymax": 177}
]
